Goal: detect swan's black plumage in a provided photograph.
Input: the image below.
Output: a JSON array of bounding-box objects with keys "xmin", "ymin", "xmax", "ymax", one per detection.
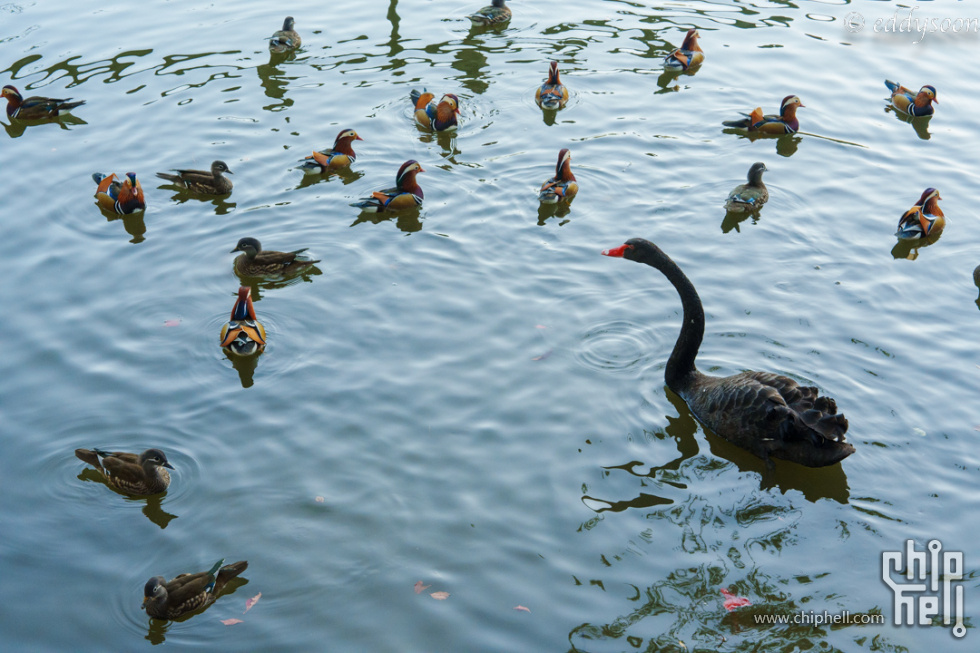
[{"xmin": 603, "ymin": 237, "xmax": 853, "ymax": 467}]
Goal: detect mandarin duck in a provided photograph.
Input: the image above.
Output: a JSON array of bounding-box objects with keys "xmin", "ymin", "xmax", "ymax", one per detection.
[
  {"xmin": 230, "ymin": 237, "xmax": 320, "ymax": 277},
  {"xmin": 299, "ymin": 128, "xmax": 362, "ymax": 173},
  {"xmin": 664, "ymin": 28, "xmax": 704, "ymax": 71},
  {"xmin": 270, "ymin": 16, "xmax": 301, "ymax": 52},
  {"xmin": 156, "ymin": 160, "xmax": 233, "ymax": 195},
  {"xmin": 724, "ymin": 162, "xmax": 769, "ymax": 213},
  {"xmin": 723, "ymin": 95, "xmax": 804, "ymax": 135},
  {"xmin": 896, "ymin": 188, "xmax": 944, "ymax": 240},
  {"xmin": 93, "ymin": 172, "xmax": 146, "ymax": 214},
  {"xmin": 411, "ymin": 90, "xmax": 460, "ymax": 131},
  {"xmin": 2, "ymin": 85, "xmax": 84, "ymax": 119},
  {"xmin": 536, "ymin": 62, "xmax": 569, "ymax": 110},
  {"xmin": 885, "ymin": 80, "xmax": 937, "ymax": 117},
  {"xmin": 351, "ymin": 160, "xmax": 424, "ymax": 212},
  {"xmin": 468, "ymin": 0, "xmax": 511, "ymax": 25},
  {"xmin": 538, "ymin": 149, "xmax": 578, "ymax": 204},
  {"xmin": 143, "ymin": 559, "xmax": 248, "ymax": 620},
  {"xmin": 220, "ymin": 286, "xmax": 266, "ymax": 356},
  {"xmin": 75, "ymin": 448, "xmax": 173, "ymax": 495}
]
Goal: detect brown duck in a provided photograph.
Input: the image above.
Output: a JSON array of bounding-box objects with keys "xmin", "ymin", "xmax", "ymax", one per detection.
[
  {"xmin": 230, "ymin": 237, "xmax": 320, "ymax": 277},
  {"xmin": 74, "ymin": 448, "xmax": 174, "ymax": 495},
  {"xmin": 602, "ymin": 238, "xmax": 853, "ymax": 468},
  {"xmin": 156, "ymin": 160, "xmax": 233, "ymax": 195},
  {"xmin": 143, "ymin": 559, "xmax": 248, "ymax": 620}
]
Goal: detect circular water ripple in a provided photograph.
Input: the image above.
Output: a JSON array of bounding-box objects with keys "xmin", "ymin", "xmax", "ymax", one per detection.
[{"xmin": 575, "ymin": 319, "xmax": 659, "ymax": 377}]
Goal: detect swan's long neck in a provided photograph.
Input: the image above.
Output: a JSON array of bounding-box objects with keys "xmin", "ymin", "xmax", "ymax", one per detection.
[{"xmin": 639, "ymin": 247, "xmax": 704, "ymax": 390}]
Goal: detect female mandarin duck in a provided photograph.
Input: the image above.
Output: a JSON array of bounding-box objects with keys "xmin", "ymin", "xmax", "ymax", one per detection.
[
  {"xmin": 143, "ymin": 559, "xmax": 248, "ymax": 620},
  {"xmin": 411, "ymin": 90, "xmax": 460, "ymax": 131},
  {"xmin": 536, "ymin": 62, "xmax": 569, "ymax": 110},
  {"xmin": 885, "ymin": 80, "xmax": 937, "ymax": 117},
  {"xmin": 75, "ymin": 448, "xmax": 174, "ymax": 495},
  {"xmin": 2, "ymin": 85, "xmax": 84, "ymax": 119},
  {"xmin": 896, "ymin": 188, "xmax": 944, "ymax": 240},
  {"xmin": 724, "ymin": 162, "xmax": 768, "ymax": 213},
  {"xmin": 538, "ymin": 149, "xmax": 578, "ymax": 204},
  {"xmin": 220, "ymin": 287, "xmax": 266, "ymax": 356},
  {"xmin": 269, "ymin": 16, "xmax": 301, "ymax": 52},
  {"xmin": 93, "ymin": 172, "xmax": 146, "ymax": 214},
  {"xmin": 351, "ymin": 160, "xmax": 424, "ymax": 212},
  {"xmin": 230, "ymin": 237, "xmax": 320, "ymax": 277},
  {"xmin": 468, "ymin": 0, "xmax": 511, "ymax": 25},
  {"xmin": 723, "ymin": 95, "xmax": 804, "ymax": 135},
  {"xmin": 156, "ymin": 160, "xmax": 233, "ymax": 195},
  {"xmin": 664, "ymin": 28, "xmax": 704, "ymax": 71},
  {"xmin": 299, "ymin": 129, "xmax": 362, "ymax": 173}
]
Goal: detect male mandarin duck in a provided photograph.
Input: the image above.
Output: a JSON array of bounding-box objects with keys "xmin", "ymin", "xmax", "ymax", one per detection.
[
  {"xmin": 220, "ymin": 286, "xmax": 266, "ymax": 356},
  {"xmin": 299, "ymin": 128, "xmax": 362, "ymax": 173},
  {"xmin": 536, "ymin": 62, "xmax": 569, "ymax": 110},
  {"xmin": 351, "ymin": 160, "xmax": 425, "ymax": 212},
  {"xmin": 156, "ymin": 160, "xmax": 233, "ymax": 195},
  {"xmin": 270, "ymin": 16, "xmax": 301, "ymax": 52},
  {"xmin": 896, "ymin": 188, "xmax": 944, "ymax": 240},
  {"xmin": 885, "ymin": 80, "xmax": 937, "ymax": 117},
  {"xmin": 75, "ymin": 448, "xmax": 174, "ymax": 495},
  {"xmin": 468, "ymin": 0, "xmax": 511, "ymax": 25},
  {"xmin": 411, "ymin": 89, "xmax": 460, "ymax": 131},
  {"xmin": 230, "ymin": 237, "xmax": 320, "ymax": 277},
  {"xmin": 538, "ymin": 149, "xmax": 578, "ymax": 204},
  {"xmin": 664, "ymin": 28, "xmax": 704, "ymax": 71},
  {"xmin": 724, "ymin": 162, "xmax": 769, "ymax": 213},
  {"xmin": 2, "ymin": 85, "xmax": 84, "ymax": 119},
  {"xmin": 723, "ymin": 95, "xmax": 804, "ymax": 135},
  {"xmin": 93, "ymin": 172, "xmax": 146, "ymax": 214},
  {"xmin": 143, "ymin": 559, "xmax": 248, "ymax": 620}
]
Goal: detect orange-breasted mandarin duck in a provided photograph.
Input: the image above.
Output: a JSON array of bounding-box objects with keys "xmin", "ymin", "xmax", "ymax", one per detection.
[
  {"xmin": 74, "ymin": 448, "xmax": 173, "ymax": 495},
  {"xmin": 351, "ymin": 160, "xmax": 425, "ymax": 212},
  {"xmin": 220, "ymin": 286, "xmax": 266, "ymax": 356},
  {"xmin": 896, "ymin": 188, "xmax": 944, "ymax": 240},
  {"xmin": 2, "ymin": 85, "xmax": 84, "ymax": 119},
  {"xmin": 536, "ymin": 62, "xmax": 569, "ymax": 110},
  {"xmin": 143, "ymin": 559, "xmax": 248, "ymax": 620},
  {"xmin": 724, "ymin": 162, "xmax": 768, "ymax": 213},
  {"xmin": 885, "ymin": 80, "xmax": 937, "ymax": 117},
  {"xmin": 299, "ymin": 129, "xmax": 362, "ymax": 173},
  {"xmin": 270, "ymin": 16, "xmax": 301, "ymax": 52},
  {"xmin": 664, "ymin": 29, "xmax": 704, "ymax": 71},
  {"xmin": 538, "ymin": 149, "xmax": 578, "ymax": 204},
  {"xmin": 230, "ymin": 237, "xmax": 320, "ymax": 277},
  {"xmin": 93, "ymin": 172, "xmax": 146, "ymax": 214},
  {"xmin": 468, "ymin": 0, "xmax": 511, "ymax": 25},
  {"xmin": 156, "ymin": 160, "xmax": 233, "ymax": 195},
  {"xmin": 411, "ymin": 90, "xmax": 460, "ymax": 131},
  {"xmin": 723, "ymin": 95, "xmax": 804, "ymax": 135}
]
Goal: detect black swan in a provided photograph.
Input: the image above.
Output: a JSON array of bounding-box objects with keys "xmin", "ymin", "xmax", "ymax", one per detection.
[{"xmin": 602, "ymin": 238, "xmax": 853, "ymax": 467}]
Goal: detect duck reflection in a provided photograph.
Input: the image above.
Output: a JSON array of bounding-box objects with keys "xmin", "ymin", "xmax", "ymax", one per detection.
[
  {"xmin": 350, "ymin": 208, "xmax": 423, "ymax": 233},
  {"xmin": 295, "ymin": 166, "xmax": 363, "ymax": 190},
  {"xmin": 885, "ymin": 108, "xmax": 931, "ymax": 140},
  {"xmin": 891, "ymin": 232, "xmax": 942, "ymax": 261},
  {"xmin": 256, "ymin": 50, "xmax": 296, "ymax": 110},
  {"xmin": 3, "ymin": 113, "xmax": 86, "ymax": 137},
  {"xmin": 75, "ymin": 469, "xmax": 178, "ymax": 529},
  {"xmin": 160, "ymin": 188, "xmax": 236, "ymax": 215},
  {"xmin": 96, "ymin": 207, "xmax": 148, "ymax": 243}
]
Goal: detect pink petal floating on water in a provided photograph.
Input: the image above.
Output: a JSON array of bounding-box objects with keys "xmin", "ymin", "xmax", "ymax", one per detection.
[
  {"xmin": 532, "ymin": 349, "xmax": 553, "ymax": 361},
  {"xmin": 535, "ymin": 325, "xmax": 547, "ymax": 329},
  {"xmin": 244, "ymin": 593, "xmax": 261, "ymax": 613},
  {"xmin": 514, "ymin": 605, "xmax": 531, "ymax": 613},
  {"xmin": 315, "ymin": 496, "xmax": 325, "ymax": 503},
  {"xmin": 414, "ymin": 581, "xmax": 431, "ymax": 594},
  {"xmin": 720, "ymin": 587, "xmax": 751, "ymax": 612},
  {"xmin": 163, "ymin": 318, "xmax": 182, "ymax": 327},
  {"xmin": 221, "ymin": 618, "xmax": 244, "ymax": 626},
  {"xmin": 430, "ymin": 591, "xmax": 450, "ymax": 600}
]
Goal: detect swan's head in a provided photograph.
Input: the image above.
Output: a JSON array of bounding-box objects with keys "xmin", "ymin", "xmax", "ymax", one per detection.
[{"xmin": 602, "ymin": 237, "xmax": 658, "ymax": 261}]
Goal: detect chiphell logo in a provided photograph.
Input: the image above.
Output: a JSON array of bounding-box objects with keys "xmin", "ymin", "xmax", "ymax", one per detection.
[{"xmin": 882, "ymin": 540, "xmax": 965, "ymax": 638}]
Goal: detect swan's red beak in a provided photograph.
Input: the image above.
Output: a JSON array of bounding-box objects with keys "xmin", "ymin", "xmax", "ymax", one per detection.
[{"xmin": 602, "ymin": 244, "xmax": 629, "ymax": 257}]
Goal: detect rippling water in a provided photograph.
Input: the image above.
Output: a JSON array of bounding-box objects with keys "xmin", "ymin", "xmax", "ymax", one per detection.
[{"xmin": 2, "ymin": 0, "xmax": 979, "ymax": 649}]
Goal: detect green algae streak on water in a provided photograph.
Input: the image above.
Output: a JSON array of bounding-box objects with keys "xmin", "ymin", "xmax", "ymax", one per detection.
[{"xmin": 1, "ymin": 0, "xmax": 978, "ymax": 649}]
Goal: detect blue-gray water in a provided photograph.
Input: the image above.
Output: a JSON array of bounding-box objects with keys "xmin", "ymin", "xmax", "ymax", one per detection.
[{"xmin": 2, "ymin": 0, "xmax": 978, "ymax": 650}]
